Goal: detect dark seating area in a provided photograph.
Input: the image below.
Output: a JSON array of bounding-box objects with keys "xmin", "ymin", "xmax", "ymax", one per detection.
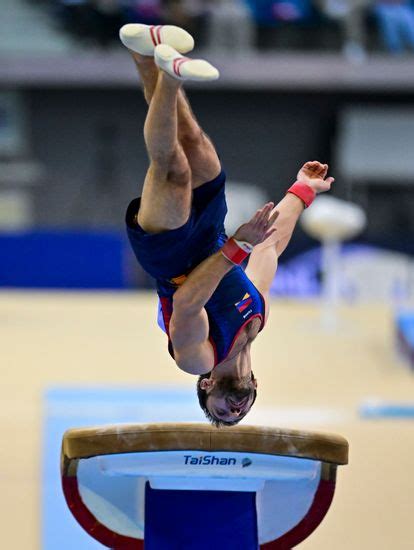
[{"xmin": 36, "ymin": 0, "xmax": 414, "ymax": 56}]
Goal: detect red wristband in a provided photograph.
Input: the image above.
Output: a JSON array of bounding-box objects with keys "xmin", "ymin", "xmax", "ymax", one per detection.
[
  {"xmin": 287, "ymin": 181, "xmax": 316, "ymax": 208},
  {"xmin": 221, "ymin": 237, "xmax": 253, "ymax": 265}
]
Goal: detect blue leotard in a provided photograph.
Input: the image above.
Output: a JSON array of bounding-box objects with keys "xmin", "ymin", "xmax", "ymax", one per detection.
[
  {"xmin": 126, "ymin": 169, "xmax": 265, "ymax": 366},
  {"xmin": 158, "ymin": 266, "xmax": 265, "ymax": 366}
]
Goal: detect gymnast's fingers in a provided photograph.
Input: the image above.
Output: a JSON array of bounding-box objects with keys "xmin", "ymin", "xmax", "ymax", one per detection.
[
  {"xmin": 257, "ymin": 203, "xmax": 274, "ymax": 224},
  {"xmin": 251, "ymin": 207, "xmax": 263, "ymax": 224},
  {"xmin": 319, "ymin": 164, "xmax": 328, "ymax": 177}
]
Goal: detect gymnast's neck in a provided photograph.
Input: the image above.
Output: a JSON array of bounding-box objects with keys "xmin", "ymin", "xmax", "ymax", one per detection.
[{"xmin": 211, "ymin": 344, "xmax": 252, "ymax": 380}]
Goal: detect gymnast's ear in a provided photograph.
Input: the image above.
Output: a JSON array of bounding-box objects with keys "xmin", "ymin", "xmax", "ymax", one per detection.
[{"xmin": 200, "ymin": 377, "xmax": 214, "ymax": 391}]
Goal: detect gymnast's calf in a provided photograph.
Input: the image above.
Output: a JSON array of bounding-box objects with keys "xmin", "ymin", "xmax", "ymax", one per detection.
[{"xmin": 121, "ymin": 24, "xmax": 334, "ymax": 426}]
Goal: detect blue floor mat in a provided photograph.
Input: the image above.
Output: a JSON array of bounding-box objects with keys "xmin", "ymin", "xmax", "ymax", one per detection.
[
  {"xmin": 43, "ymin": 386, "xmax": 204, "ymax": 549},
  {"xmin": 360, "ymin": 400, "xmax": 414, "ymax": 419}
]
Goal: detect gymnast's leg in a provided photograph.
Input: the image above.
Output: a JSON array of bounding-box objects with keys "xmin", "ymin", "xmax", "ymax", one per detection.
[
  {"xmin": 129, "ymin": 50, "xmax": 221, "ymax": 189},
  {"xmin": 137, "ymin": 71, "xmax": 192, "ymax": 234}
]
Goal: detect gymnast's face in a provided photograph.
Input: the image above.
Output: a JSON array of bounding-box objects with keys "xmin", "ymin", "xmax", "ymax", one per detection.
[{"xmin": 201, "ymin": 375, "xmax": 257, "ymax": 424}]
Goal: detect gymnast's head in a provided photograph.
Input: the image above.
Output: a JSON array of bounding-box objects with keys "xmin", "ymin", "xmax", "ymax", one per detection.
[{"xmin": 197, "ymin": 372, "xmax": 257, "ymax": 427}]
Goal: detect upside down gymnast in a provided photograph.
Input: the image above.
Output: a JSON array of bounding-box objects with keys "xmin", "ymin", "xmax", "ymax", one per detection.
[{"xmin": 121, "ymin": 23, "xmax": 334, "ymax": 427}]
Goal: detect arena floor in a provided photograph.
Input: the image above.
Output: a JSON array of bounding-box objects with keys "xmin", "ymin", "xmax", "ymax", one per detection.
[{"xmin": 2, "ymin": 291, "xmax": 414, "ymax": 549}]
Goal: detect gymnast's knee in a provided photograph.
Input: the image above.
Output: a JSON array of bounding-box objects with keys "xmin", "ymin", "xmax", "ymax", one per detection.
[
  {"xmin": 152, "ymin": 150, "xmax": 191, "ymax": 187},
  {"xmin": 179, "ymin": 127, "xmax": 205, "ymax": 149}
]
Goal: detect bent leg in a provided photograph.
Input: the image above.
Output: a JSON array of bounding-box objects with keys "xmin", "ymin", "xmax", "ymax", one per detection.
[
  {"xmin": 131, "ymin": 51, "xmax": 221, "ymax": 188},
  {"xmin": 138, "ymin": 72, "xmax": 192, "ymax": 234},
  {"xmin": 177, "ymin": 90, "xmax": 222, "ymax": 188}
]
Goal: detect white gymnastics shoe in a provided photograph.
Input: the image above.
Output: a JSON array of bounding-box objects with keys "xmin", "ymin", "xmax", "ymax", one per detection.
[
  {"xmin": 119, "ymin": 24, "xmax": 194, "ymax": 56},
  {"xmin": 154, "ymin": 44, "xmax": 219, "ymax": 82}
]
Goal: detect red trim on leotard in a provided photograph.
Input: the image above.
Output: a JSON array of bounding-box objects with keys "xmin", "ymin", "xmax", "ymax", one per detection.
[
  {"xmin": 159, "ymin": 296, "xmax": 173, "ymax": 336},
  {"xmin": 211, "ymin": 313, "xmax": 263, "ymax": 368},
  {"xmin": 257, "ymin": 290, "xmax": 267, "ymax": 331},
  {"xmin": 208, "ymin": 335, "xmax": 218, "ymax": 366}
]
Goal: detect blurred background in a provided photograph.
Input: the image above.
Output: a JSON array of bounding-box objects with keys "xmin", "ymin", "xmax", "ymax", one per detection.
[
  {"xmin": 1, "ymin": 0, "xmax": 414, "ymax": 549},
  {"xmin": 1, "ymin": 0, "xmax": 414, "ymax": 291}
]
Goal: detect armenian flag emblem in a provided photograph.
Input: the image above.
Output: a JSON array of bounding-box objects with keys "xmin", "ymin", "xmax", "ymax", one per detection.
[{"xmin": 235, "ymin": 293, "xmax": 253, "ymax": 313}]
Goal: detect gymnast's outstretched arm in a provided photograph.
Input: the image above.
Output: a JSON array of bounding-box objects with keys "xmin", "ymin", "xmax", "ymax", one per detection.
[
  {"xmin": 246, "ymin": 161, "xmax": 334, "ymax": 320},
  {"xmin": 170, "ymin": 203, "xmax": 278, "ymax": 374}
]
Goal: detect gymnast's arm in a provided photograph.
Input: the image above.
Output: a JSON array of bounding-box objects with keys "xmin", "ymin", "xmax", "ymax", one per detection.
[
  {"xmin": 245, "ymin": 193, "xmax": 304, "ymax": 298},
  {"xmin": 169, "ymin": 252, "xmax": 234, "ymax": 375},
  {"xmin": 246, "ymin": 161, "xmax": 334, "ymax": 320},
  {"xmin": 170, "ymin": 204, "xmax": 278, "ymax": 374}
]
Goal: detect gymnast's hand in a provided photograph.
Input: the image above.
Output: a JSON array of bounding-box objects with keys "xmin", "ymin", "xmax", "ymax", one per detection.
[
  {"xmin": 297, "ymin": 161, "xmax": 335, "ymax": 193},
  {"xmin": 233, "ymin": 203, "xmax": 279, "ymax": 246}
]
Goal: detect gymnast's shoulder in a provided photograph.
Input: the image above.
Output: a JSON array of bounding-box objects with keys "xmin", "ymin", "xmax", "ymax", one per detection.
[{"xmin": 173, "ymin": 341, "xmax": 214, "ymax": 376}]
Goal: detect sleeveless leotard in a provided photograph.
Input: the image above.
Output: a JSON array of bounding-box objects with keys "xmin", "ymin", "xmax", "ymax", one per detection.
[{"xmin": 158, "ymin": 266, "xmax": 265, "ymax": 367}]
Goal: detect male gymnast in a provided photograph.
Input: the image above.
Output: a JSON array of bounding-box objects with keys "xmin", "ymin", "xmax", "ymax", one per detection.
[{"xmin": 121, "ymin": 24, "xmax": 334, "ymax": 426}]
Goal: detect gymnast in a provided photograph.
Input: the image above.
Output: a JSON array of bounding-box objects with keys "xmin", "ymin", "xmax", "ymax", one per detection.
[{"xmin": 121, "ymin": 24, "xmax": 334, "ymax": 426}]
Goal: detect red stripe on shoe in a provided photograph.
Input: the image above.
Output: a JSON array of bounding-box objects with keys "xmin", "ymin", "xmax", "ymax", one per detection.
[
  {"xmin": 172, "ymin": 58, "xmax": 181, "ymax": 77},
  {"xmin": 174, "ymin": 57, "xmax": 188, "ymax": 77},
  {"xmin": 149, "ymin": 26, "xmax": 158, "ymax": 46},
  {"xmin": 156, "ymin": 25, "xmax": 162, "ymax": 45}
]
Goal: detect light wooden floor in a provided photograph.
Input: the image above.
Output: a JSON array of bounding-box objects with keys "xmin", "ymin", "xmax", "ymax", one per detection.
[{"xmin": 1, "ymin": 291, "xmax": 414, "ymax": 549}]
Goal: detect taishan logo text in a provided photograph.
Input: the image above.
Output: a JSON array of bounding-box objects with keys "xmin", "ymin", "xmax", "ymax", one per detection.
[{"xmin": 184, "ymin": 455, "xmax": 237, "ymax": 466}]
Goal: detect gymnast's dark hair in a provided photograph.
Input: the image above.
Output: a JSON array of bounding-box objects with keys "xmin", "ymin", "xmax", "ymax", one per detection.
[{"xmin": 196, "ymin": 372, "xmax": 257, "ymax": 428}]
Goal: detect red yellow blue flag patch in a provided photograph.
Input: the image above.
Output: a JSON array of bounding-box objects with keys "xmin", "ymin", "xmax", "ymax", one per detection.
[{"xmin": 235, "ymin": 293, "xmax": 253, "ymax": 313}]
